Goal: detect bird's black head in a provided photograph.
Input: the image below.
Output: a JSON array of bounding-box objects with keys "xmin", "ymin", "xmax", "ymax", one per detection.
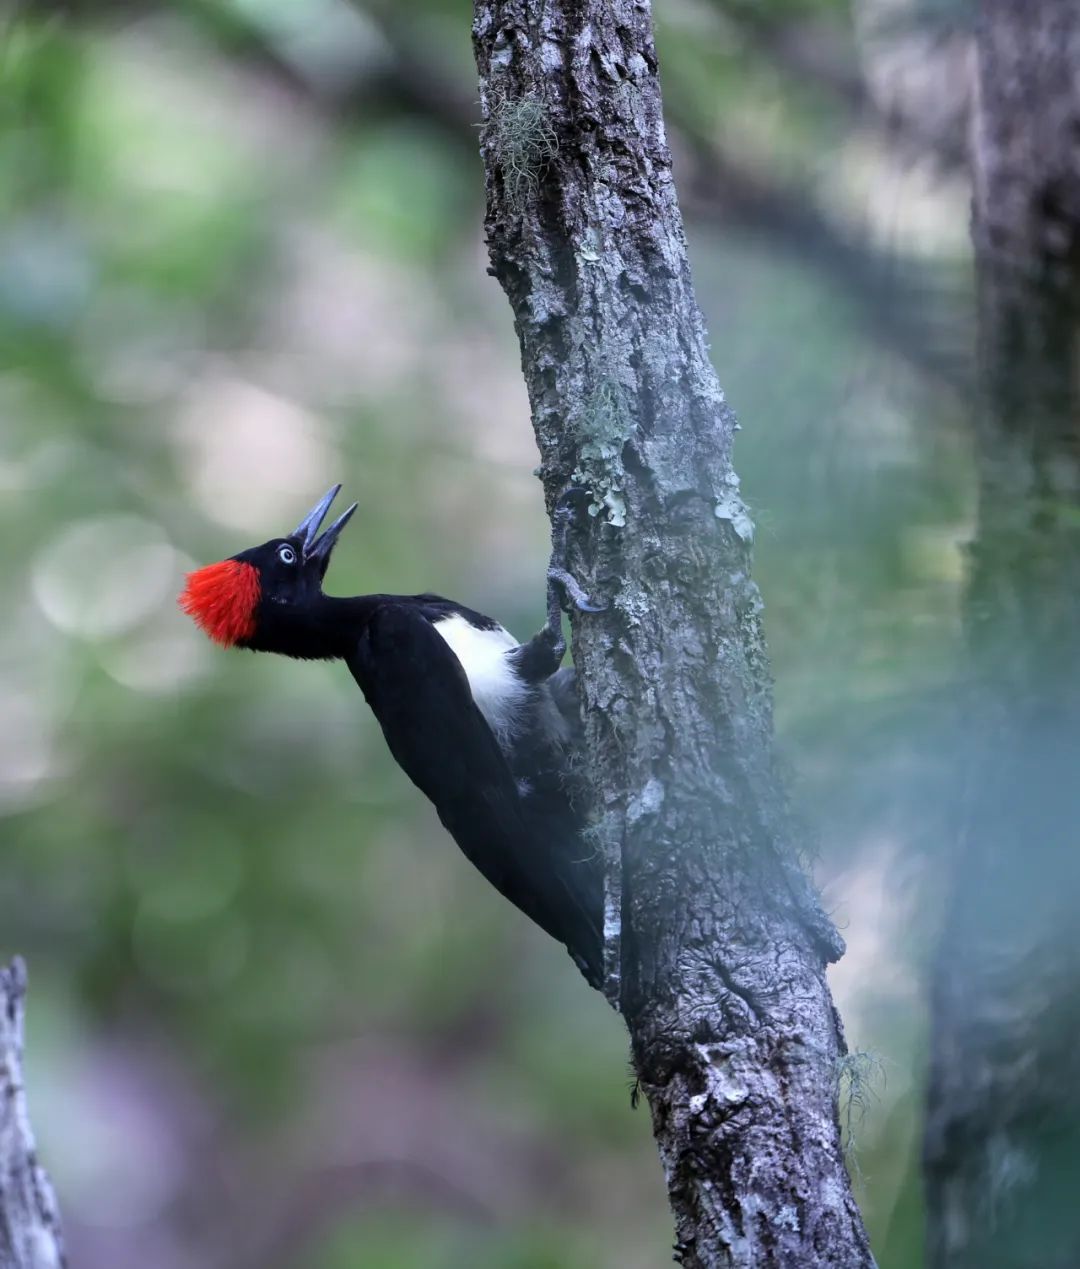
[{"xmin": 180, "ymin": 485, "xmax": 357, "ymax": 658}]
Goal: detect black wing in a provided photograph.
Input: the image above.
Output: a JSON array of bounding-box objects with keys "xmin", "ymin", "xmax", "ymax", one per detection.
[{"xmin": 344, "ymin": 602, "xmax": 602, "ymax": 986}]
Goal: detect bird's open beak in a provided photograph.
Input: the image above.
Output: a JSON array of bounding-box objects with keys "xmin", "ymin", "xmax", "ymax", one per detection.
[{"xmin": 292, "ymin": 484, "xmax": 358, "ymax": 566}]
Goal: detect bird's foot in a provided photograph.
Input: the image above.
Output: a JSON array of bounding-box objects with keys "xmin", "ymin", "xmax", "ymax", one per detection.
[
  {"xmin": 511, "ymin": 490, "xmax": 604, "ymax": 684},
  {"xmin": 547, "ymin": 565, "xmax": 605, "ymax": 615},
  {"xmin": 547, "ymin": 487, "xmax": 606, "ymax": 621}
]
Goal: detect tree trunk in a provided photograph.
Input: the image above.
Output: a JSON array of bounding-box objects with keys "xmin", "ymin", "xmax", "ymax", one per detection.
[
  {"xmin": 0, "ymin": 959, "xmax": 65, "ymax": 1269},
  {"xmin": 924, "ymin": 4, "xmax": 1080, "ymax": 1267},
  {"xmin": 471, "ymin": 3, "xmax": 874, "ymax": 1265}
]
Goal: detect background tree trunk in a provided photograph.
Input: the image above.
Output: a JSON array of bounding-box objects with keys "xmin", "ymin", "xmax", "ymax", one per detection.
[
  {"xmin": 0, "ymin": 959, "xmax": 65, "ymax": 1269},
  {"xmin": 472, "ymin": 2, "xmax": 874, "ymax": 1265},
  {"xmin": 924, "ymin": 4, "xmax": 1080, "ymax": 1267}
]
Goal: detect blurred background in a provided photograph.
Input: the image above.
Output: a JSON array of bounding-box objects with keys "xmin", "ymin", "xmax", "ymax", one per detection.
[{"xmin": 1, "ymin": 0, "xmax": 982, "ymax": 1265}]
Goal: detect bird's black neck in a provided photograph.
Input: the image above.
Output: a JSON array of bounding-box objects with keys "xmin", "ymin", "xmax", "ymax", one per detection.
[{"xmin": 251, "ymin": 593, "xmax": 380, "ymax": 660}]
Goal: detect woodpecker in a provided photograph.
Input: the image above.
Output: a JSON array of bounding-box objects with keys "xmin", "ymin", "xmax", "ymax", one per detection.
[{"xmin": 179, "ymin": 486, "xmax": 605, "ymax": 987}]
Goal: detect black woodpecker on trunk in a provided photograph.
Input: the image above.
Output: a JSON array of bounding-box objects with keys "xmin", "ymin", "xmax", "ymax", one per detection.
[{"xmin": 180, "ymin": 485, "xmax": 605, "ymax": 987}]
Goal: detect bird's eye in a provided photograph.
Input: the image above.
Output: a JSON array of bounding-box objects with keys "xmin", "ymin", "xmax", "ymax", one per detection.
[{"xmin": 278, "ymin": 544, "xmax": 297, "ymax": 565}]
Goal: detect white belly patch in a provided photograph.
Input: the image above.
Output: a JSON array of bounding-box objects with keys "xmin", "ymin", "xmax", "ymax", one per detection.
[{"xmin": 432, "ymin": 613, "xmax": 528, "ymax": 748}]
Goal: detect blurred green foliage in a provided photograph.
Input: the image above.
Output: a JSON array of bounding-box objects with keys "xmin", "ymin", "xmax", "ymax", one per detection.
[{"xmin": 0, "ymin": 1, "xmax": 975, "ymax": 1265}]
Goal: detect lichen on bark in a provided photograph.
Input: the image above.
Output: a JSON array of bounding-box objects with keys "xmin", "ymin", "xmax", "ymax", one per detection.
[{"xmin": 472, "ymin": 1, "xmax": 875, "ymax": 1265}]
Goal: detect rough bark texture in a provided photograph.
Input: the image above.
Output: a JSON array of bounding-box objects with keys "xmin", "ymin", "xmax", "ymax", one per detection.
[
  {"xmin": 0, "ymin": 960, "xmax": 65, "ymax": 1269},
  {"xmin": 472, "ymin": 3, "xmax": 874, "ymax": 1266},
  {"xmin": 924, "ymin": 5, "xmax": 1080, "ymax": 1268}
]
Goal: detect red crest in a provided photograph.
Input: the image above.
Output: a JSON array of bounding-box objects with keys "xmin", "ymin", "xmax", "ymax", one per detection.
[{"xmin": 179, "ymin": 560, "xmax": 260, "ymax": 647}]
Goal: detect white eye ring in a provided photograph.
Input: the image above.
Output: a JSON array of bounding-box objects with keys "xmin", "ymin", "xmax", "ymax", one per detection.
[{"xmin": 278, "ymin": 544, "xmax": 297, "ymax": 565}]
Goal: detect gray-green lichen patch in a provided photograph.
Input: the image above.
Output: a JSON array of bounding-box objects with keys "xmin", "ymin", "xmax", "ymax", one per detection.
[
  {"xmin": 577, "ymin": 226, "xmax": 604, "ymax": 264},
  {"xmin": 627, "ymin": 776, "xmax": 665, "ymax": 824},
  {"xmin": 578, "ymin": 376, "xmax": 632, "ymax": 457},
  {"xmin": 592, "ymin": 483, "xmax": 626, "ymax": 526},
  {"xmin": 714, "ymin": 474, "xmax": 755, "ymax": 543},
  {"xmin": 692, "ymin": 1044, "xmax": 750, "ymax": 1110},
  {"xmin": 570, "ymin": 465, "xmax": 626, "ymax": 526},
  {"xmin": 572, "ymin": 376, "xmax": 634, "ymax": 525},
  {"xmin": 614, "ymin": 580, "xmax": 650, "ymax": 627},
  {"xmin": 486, "ymin": 90, "xmax": 558, "ymax": 210}
]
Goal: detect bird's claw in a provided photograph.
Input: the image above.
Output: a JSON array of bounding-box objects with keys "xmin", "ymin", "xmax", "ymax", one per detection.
[
  {"xmin": 547, "ymin": 486, "xmax": 605, "ymax": 617},
  {"xmin": 511, "ymin": 494, "xmax": 604, "ymax": 682},
  {"xmin": 548, "ymin": 566, "xmax": 606, "ymax": 615}
]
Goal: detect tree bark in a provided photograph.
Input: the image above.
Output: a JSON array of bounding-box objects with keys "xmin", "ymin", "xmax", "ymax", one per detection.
[
  {"xmin": 0, "ymin": 959, "xmax": 65, "ymax": 1269},
  {"xmin": 472, "ymin": 3, "xmax": 874, "ymax": 1266},
  {"xmin": 924, "ymin": 4, "xmax": 1080, "ymax": 1268}
]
